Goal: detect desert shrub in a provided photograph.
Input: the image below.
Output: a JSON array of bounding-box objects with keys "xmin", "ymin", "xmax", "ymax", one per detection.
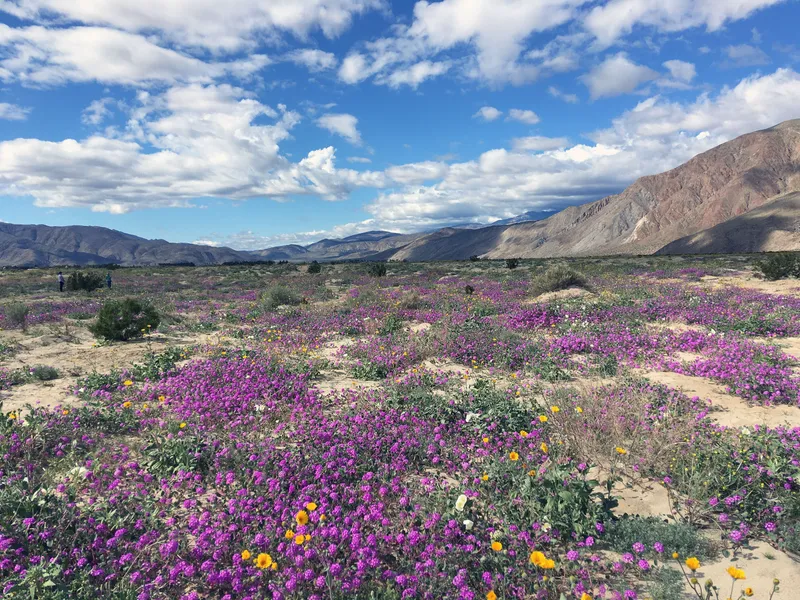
[
  {"xmin": 645, "ymin": 567, "xmax": 684, "ymax": 600},
  {"xmin": 464, "ymin": 284, "xmax": 475, "ymax": 295},
  {"xmin": 130, "ymin": 348, "xmax": 184, "ymax": 381},
  {"xmin": 142, "ymin": 431, "xmax": 212, "ymax": 476},
  {"xmin": 66, "ymin": 271, "xmax": 104, "ymax": 292},
  {"xmin": 397, "ymin": 291, "xmax": 423, "ymax": 310},
  {"xmin": 89, "ymin": 298, "xmax": 161, "ymax": 341},
  {"xmin": 469, "ymin": 255, "xmax": 480, "ymax": 262},
  {"xmin": 5, "ymin": 302, "xmax": 29, "ymax": 330},
  {"xmin": 307, "ymin": 261, "xmax": 322, "ymax": 274},
  {"xmin": 505, "ymin": 258, "xmax": 519, "ymax": 270},
  {"xmin": 28, "ymin": 365, "xmax": 60, "ymax": 381},
  {"xmin": 367, "ymin": 262, "xmax": 387, "ymax": 277},
  {"xmin": 605, "ymin": 516, "xmax": 717, "ymax": 560},
  {"xmin": 756, "ymin": 252, "xmax": 799, "ymax": 280},
  {"xmin": 531, "ymin": 264, "xmax": 588, "ymax": 296},
  {"xmin": 378, "ymin": 314, "xmax": 405, "ymax": 335},
  {"xmin": 262, "ymin": 285, "xmax": 302, "ymax": 311}
]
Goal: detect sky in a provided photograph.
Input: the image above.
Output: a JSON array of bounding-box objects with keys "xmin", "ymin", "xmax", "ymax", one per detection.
[{"xmin": 1, "ymin": 0, "xmax": 799, "ymax": 250}]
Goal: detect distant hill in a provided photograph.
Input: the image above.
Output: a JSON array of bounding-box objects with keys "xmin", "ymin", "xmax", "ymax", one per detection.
[
  {"xmin": 2, "ymin": 120, "xmax": 799, "ymax": 267},
  {"xmin": 0, "ymin": 223, "xmax": 253, "ymax": 267}
]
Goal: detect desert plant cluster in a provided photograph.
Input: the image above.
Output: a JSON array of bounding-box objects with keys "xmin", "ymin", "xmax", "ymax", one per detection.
[{"xmin": 0, "ymin": 256, "xmax": 797, "ymax": 600}]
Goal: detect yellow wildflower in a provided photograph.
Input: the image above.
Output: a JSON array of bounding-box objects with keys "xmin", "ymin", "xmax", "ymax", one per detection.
[
  {"xmin": 294, "ymin": 535, "xmax": 305, "ymax": 545},
  {"xmin": 576, "ymin": 407, "xmax": 583, "ymax": 413},
  {"xmin": 491, "ymin": 541, "xmax": 502, "ymax": 552},
  {"xmin": 744, "ymin": 588, "xmax": 754, "ymax": 597},
  {"xmin": 123, "ymin": 380, "xmax": 133, "ymax": 386},
  {"xmin": 285, "ymin": 530, "xmax": 295, "ymax": 539},
  {"xmin": 295, "ymin": 510, "xmax": 309, "ymax": 526},
  {"xmin": 519, "ymin": 430, "xmax": 529, "ymax": 438},
  {"xmin": 550, "ymin": 406, "xmax": 560, "ymax": 413},
  {"xmin": 240, "ymin": 550, "xmax": 251, "ymax": 561},
  {"xmin": 306, "ymin": 502, "xmax": 318, "ymax": 511},
  {"xmin": 122, "ymin": 401, "xmax": 132, "ymax": 409},
  {"xmin": 509, "ymin": 452, "xmax": 520, "ymax": 461},
  {"xmin": 685, "ymin": 557, "xmax": 700, "ymax": 571},
  {"xmin": 539, "ymin": 415, "xmax": 548, "ymax": 423},
  {"xmin": 727, "ymin": 566, "xmax": 745, "ymax": 580},
  {"xmin": 482, "ymin": 437, "xmax": 489, "ymax": 444},
  {"xmin": 615, "ymin": 447, "xmax": 627, "ymax": 455},
  {"xmin": 540, "ymin": 442, "xmax": 548, "ymax": 453},
  {"xmin": 487, "ymin": 592, "xmax": 497, "ymax": 600},
  {"xmin": 255, "ymin": 553, "xmax": 272, "ymax": 569},
  {"xmin": 481, "ymin": 473, "xmax": 489, "ymax": 481},
  {"xmin": 179, "ymin": 422, "xmax": 186, "ymax": 429}
]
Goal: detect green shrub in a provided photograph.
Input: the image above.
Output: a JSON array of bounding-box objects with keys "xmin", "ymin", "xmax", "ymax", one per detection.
[
  {"xmin": 367, "ymin": 262, "xmax": 387, "ymax": 277},
  {"xmin": 378, "ymin": 314, "xmax": 404, "ymax": 335},
  {"xmin": 307, "ymin": 261, "xmax": 322, "ymax": 274},
  {"xmin": 66, "ymin": 271, "xmax": 104, "ymax": 292},
  {"xmin": 5, "ymin": 302, "xmax": 29, "ymax": 330},
  {"xmin": 89, "ymin": 298, "xmax": 161, "ymax": 341},
  {"xmin": 464, "ymin": 284, "xmax": 475, "ymax": 295},
  {"xmin": 469, "ymin": 255, "xmax": 480, "ymax": 262},
  {"xmin": 531, "ymin": 264, "xmax": 588, "ymax": 296},
  {"xmin": 262, "ymin": 286, "xmax": 302, "ymax": 311},
  {"xmin": 505, "ymin": 258, "xmax": 519, "ymax": 270},
  {"xmin": 756, "ymin": 252, "xmax": 799, "ymax": 281},
  {"xmin": 646, "ymin": 567, "xmax": 684, "ymax": 600},
  {"xmin": 29, "ymin": 365, "xmax": 59, "ymax": 381},
  {"xmin": 605, "ymin": 516, "xmax": 718, "ymax": 560}
]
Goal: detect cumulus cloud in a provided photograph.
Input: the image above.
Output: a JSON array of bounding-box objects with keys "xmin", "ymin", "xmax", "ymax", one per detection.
[
  {"xmin": 0, "ymin": 24, "xmax": 269, "ymax": 87},
  {"xmin": 81, "ymin": 98, "xmax": 114, "ymax": 126},
  {"xmin": 2, "ymin": 0, "xmax": 384, "ymax": 53},
  {"xmin": 316, "ymin": 113, "xmax": 362, "ymax": 145},
  {"xmin": 507, "ymin": 109, "xmax": 540, "ymax": 125},
  {"xmin": 584, "ymin": 0, "xmax": 785, "ymax": 47},
  {"xmin": 548, "ymin": 86, "xmax": 579, "ymax": 103},
  {"xmin": 285, "ymin": 49, "xmax": 338, "ymax": 72},
  {"xmin": 724, "ymin": 44, "xmax": 770, "ymax": 67},
  {"xmin": 512, "ymin": 136, "xmax": 569, "ymax": 151},
  {"xmin": 0, "ymin": 102, "xmax": 31, "ymax": 120},
  {"xmin": 473, "ymin": 106, "xmax": 502, "ymax": 121},
  {"xmin": 382, "ymin": 60, "xmax": 450, "ymax": 88},
  {"xmin": 347, "ymin": 156, "xmax": 372, "ymax": 163},
  {"xmin": 0, "ymin": 84, "xmax": 385, "ymax": 212},
  {"xmin": 582, "ymin": 53, "xmax": 659, "ymax": 99},
  {"xmin": 663, "ymin": 59, "xmax": 696, "ymax": 82}
]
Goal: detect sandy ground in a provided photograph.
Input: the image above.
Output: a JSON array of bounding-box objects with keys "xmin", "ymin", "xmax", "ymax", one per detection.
[
  {"xmin": 640, "ymin": 370, "xmax": 800, "ymax": 428},
  {"xmin": 702, "ymin": 274, "xmax": 800, "ymax": 297},
  {"xmin": 0, "ymin": 325, "xmax": 224, "ymax": 414}
]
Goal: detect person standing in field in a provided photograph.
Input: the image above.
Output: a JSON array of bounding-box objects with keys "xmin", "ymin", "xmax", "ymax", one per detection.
[
  {"xmin": 106, "ymin": 272, "xmax": 112, "ymax": 289},
  {"xmin": 58, "ymin": 271, "xmax": 64, "ymax": 292}
]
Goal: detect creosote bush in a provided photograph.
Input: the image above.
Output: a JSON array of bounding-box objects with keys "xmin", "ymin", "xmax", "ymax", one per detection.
[
  {"xmin": 756, "ymin": 252, "xmax": 799, "ymax": 281},
  {"xmin": 531, "ymin": 264, "xmax": 588, "ymax": 296},
  {"xmin": 89, "ymin": 298, "xmax": 161, "ymax": 341},
  {"xmin": 4, "ymin": 302, "xmax": 29, "ymax": 330},
  {"xmin": 306, "ymin": 261, "xmax": 322, "ymax": 274},
  {"xmin": 505, "ymin": 257, "xmax": 520, "ymax": 270},
  {"xmin": 66, "ymin": 271, "xmax": 104, "ymax": 292},
  {"xmin": 367, "ymin": 262, "xmax": 387, "ymax": 277},
  {"xmin": 262, "ymin": 286, "xmax": 302, "ymax": 311}
]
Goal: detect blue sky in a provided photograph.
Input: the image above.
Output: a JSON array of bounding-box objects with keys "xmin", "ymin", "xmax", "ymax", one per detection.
[{"xmin": 1, "ymin": 0, "xmax": 799, "ymax": 249}]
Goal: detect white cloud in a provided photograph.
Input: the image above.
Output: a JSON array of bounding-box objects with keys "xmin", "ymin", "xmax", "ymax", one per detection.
[
  {"xmin": 473, "ymin": 106, "xmax": 502, "ymax": 121},
  {"xmin": 285, "ymin": 49, "xmax": 338, "ymax": 72},
  {"xmin": 548, "ymin": 86, "xmax": 579, "ymax": 103},
  {"xmin": 724, "ymin": 44, "xmax": 770, "ymax": 67},
  {"xmin": 2, "ymin": 0, "xmax": 384, "ymax": 53},
  {"xmin": 386, "ymin": 161, "xmax": 449, "ymax": 185},
  {"xmin": 347, "ymin": 156, "xmax": 372, "ymax": 164},
  {"xmin": 508, "ymin": 109, "xmax": 540, "ymax": 125},
  {"xmin": 0, "ymin": 102, "xmax": 31, "ymax": 120},
  {"xmin": 81, "ymin": 98, "xmax": 114, "ymax": 126},
  {"xmin": 512, "ymin": 136, "xmax": 569, "ymax": 151},
  {"xmin": 316, "ymin": 113, "xmax": 362, "ymax": 145},
  {"xmin": 0, "ymin": 84, "xmax": 386, "ymax": 212},
  {"xmin": 663, "ymin": 59, "xmax": 696, "ymax": 82},
  {"xmin": 584, "ymin": 0, "xmax": 786, "ymax": 47},
  {"xmin": 582, "ymin": 53, "xmax": 659, "ymax": 99},
  {"xmin": 338, "ymin": 53, "xmax": 371, "ymax": 83},
  {"xmin": 0, "ymin": 24, "xmax": 270, "ymax": 86},
  {"xmin": 382, "ymin": 60, "xmax": 450, "ymax": 88}
]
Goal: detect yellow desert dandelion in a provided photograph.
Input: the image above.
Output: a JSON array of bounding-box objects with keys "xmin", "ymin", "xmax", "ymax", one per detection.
[
  {"xmin": 123, "ymin": 380, "xmax": 133, "ymax": 386},
  {"xmin": 306, "ymin": 502, "xmax": 318, "ymax": 511},
  {"xmin": 295, "ymin": 510, "xmax": 309, "ymax": 526},
  {"xmin": 727, "ymin": 566, "xmax": 746, "ymax": 580},
  {"xmin": 509, "ymin": 451, "xmax": 519, "ymax": 461},
  {"xmin": 685, "ymin": 557, "xmax": 700, "ymax": 571},
  {"xmin": 491, "ymin": 541, "xmax": 502, "ymax": 552},
  {"xmin": 255, "ymin": 553, "xmax": 272, "ymax": 569},
  {"xmin": 486, "ymin": 592, "xmax": 497, "ymax": 600},
  {"xmin": 240, "ymin": 550, "xmax": 251, "ymax": 561}
]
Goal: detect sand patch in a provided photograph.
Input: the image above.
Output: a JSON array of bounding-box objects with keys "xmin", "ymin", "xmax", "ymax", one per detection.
[
  {"xmin": 526, "ymin": 287, "xmax": 595, "ymax": 304},
  {"xmin": 702, "ymin": 274, "xmax": 800, "ymax": 297},
  {"xmin": 613, "ymin": 478, "xmax": 673, "ymax": 519},
  {"xmin": 690, "ymin": 541, "xmax": 799, "ymax": 600},
  {"xmin": 640, "ymin": 370, "xmax": 800, "ymax": 428}
]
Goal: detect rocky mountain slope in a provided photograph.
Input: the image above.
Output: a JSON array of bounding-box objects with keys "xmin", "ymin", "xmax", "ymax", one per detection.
[{"xmin": 657, "ymin": 191, "xmax": 800, "ymax": 254}]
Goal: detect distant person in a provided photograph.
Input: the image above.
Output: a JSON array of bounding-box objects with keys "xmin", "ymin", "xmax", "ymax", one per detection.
[
  {"xmin": 58, "ymin": 271, "xmax": 64, "ymax": 292},
  {"xmin": 106, "ymin": 272, "xmax": 112, "ymax": 289}
]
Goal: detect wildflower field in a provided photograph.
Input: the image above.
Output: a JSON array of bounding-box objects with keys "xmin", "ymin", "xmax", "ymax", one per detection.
[{"xmin": 1, "ymin": 256, "xmax": 798, "ymax": 600}]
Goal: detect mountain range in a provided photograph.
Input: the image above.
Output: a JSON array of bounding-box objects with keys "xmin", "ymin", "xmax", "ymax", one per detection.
[{"xmin": 1, "ymin": 119, "xmax": 799, "ymax": 267}]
